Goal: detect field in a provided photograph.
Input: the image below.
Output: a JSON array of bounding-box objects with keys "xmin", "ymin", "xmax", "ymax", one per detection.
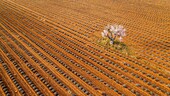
[{"xmin": 0, "ymin": 0, "xmax": 170, "ymax": 96}]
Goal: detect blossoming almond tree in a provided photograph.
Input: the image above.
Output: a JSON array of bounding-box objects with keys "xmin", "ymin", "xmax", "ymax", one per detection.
[{"xmin": 101, "ymin": 24, "xmax": 126, "ymax": 44}]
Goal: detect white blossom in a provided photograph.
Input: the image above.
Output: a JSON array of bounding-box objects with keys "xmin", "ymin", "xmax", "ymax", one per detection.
[
  {"xmin": 110, "ymin": 26, "xmax": 115, "ymax": 32},
  {"xmin": 101, "ymin": 24, "xmax": 126, "ymax": 42},
  {"xmin": 110, "ymin": 41, "xmax": 113, "ymax": 44},
  {"xmin": 119, "ymin": 36, "xmax": 123, "ymax": 42},
  {"xmin": 103, "ymin": 30, "xmax": 108, "ymax": 36},
  {"xmin": 101, "ymin": 32, "xmax": 105, "ymax": 37}
]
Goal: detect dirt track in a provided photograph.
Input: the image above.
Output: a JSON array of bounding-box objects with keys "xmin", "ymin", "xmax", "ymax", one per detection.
[{"xmin": 0, "ymin": 0, "xmax": 170, "ymax": 96}]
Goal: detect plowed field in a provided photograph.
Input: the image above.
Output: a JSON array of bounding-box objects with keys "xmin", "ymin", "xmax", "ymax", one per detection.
[{"xmin": 0, "ymin": 0, "xmax": 169, "ymax": 96}]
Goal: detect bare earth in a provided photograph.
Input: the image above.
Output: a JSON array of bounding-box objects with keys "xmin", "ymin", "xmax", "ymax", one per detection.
[{"xmin": 0, "ymin": 0, "xmax": 170, "ymax": 96}]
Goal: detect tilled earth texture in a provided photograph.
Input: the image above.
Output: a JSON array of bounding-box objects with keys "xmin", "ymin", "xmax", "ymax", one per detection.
[{"xmin": 0, "ymin": 0, "xmax": 169, "ymax": 96}]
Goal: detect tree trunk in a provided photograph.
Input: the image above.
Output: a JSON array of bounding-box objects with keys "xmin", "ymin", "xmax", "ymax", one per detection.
[
  {"xmin": 110, "ymin": 33, "xmax": 116, "ymax": 44},
  {"xmin": 107, "ymin": 32, "xmax": 117, "ymax": 44}
]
